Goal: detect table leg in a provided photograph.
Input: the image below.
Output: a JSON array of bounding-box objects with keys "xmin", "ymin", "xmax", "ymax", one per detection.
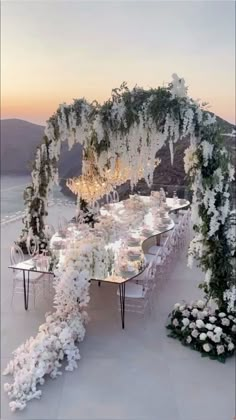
[
  {"xmin": 23, "ymin": 270, "xmax": 30, "ymax": 310},
  {"xmin": 119, "ymin": 283, "xmax": 126, "ymax": 329}
]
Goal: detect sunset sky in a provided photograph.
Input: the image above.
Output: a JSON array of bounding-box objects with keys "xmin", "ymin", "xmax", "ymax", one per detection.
[{"xmin": 1, "ymin": 0, "xmax": 235, "ymax": 126}]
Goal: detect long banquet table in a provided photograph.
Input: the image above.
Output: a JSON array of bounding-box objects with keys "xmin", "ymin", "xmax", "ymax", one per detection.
[{"xmin": 9, "ymin": 196, "xmax": 190, "ymax": 328}]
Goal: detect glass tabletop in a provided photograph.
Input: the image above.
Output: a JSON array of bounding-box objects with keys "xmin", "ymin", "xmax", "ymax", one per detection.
[{"xmin": 9, "ymin": 257, "xmax": 53, "ymax": 275}]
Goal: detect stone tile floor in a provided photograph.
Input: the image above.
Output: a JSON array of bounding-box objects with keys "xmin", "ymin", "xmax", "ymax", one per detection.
[{"xmin": 1, "ymin": 207, "xmax": 235, "ymax": 420}]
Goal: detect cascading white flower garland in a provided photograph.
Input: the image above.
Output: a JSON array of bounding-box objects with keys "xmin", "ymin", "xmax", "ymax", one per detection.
[
  {"xmin": 19, "ymin": 73, "xmax": 208, "ymax": 251},
  {"xmin": 184, "ymin": 127, "xmax": 235, "ymax": 308},
  {"xmin": 3, "ymin": 235, "xmax": 114, "ymax": 411}
]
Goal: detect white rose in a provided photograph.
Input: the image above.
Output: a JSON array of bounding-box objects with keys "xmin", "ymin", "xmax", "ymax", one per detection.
[
  {"xmin": 182, "ymin": 318, "xmax": 190, "ymax": 327},
  {"xmin": 221, "ymin": 318, "xmax": 230, "ymax": 326},
  {"xmin": 174, "ymin": 303, "xmax": 180, "ymax": 310},
  {"xmin": 214, "ymin": 326, "xmax": 223, "ymax": 335},
  {"xmin": 209, "ymin": 316, "xmax": 217, "ymax": 323},
  {"xmin": 196, "ymin": 300, "xmax": 205, "ymax": 309},
  {"xmin": 207, "ymin": 331, "xmax": 214, "ymax": 339},
  {"xmin": 203, "ymin": 343, "xmax": 211, "ymax": 352},
  {"xmin": 218, "ymin": 312, "xmax": 226, "ymax": 318},
  {"xmin": 172, "ymin": 318, "xmax": 179, "ymax": 327},
  {"xmin": 199, "ymin": 333, "xmax": 207, "ymax": 341},
  {"xmin": 202, "ymin": 310, "xmax": 209, "ymax": 317},
  {"xmin": 191, "ymin": 329, "xmax": 199, "ymax": 338},
  {"xmin": 42, "ymin": 351, "xmax": 49, "ymax": 360},
  {"xmin": 217, "ymin": 345, "xmax": 225, "ymax": 355},
  {"xmin": 197, "ymin": 311, "xmax": 206, "ymax": 320},
  {"xmin": 228, "ymin": 342, "xmax": 235, "ymax": 351},
  {"xmin": 186, "ymin": 336, "xmax": 192, "ymax": 344},
  {"xmin": 179, "ymin": 305, "xmax": 186, "ymax": 311},
  {"xmin": 228, "ymin": 315, "xmax": 234, "ymax": 320},
  {"xmin": 232, "ymin": 325, "xmax": 236, "ymax": 332},
  {"xmin": 191, "ymin": 309, "xmax": 199, "ymax": 317},
  {"xmin": 196, "ymin": 319, "xmax": 205, "ymax": 329},
  {"xmin": 206, "ymin": 323, "xmax": 214, "ymax": 330},
  {"xmin": 189, "ymin": 322, "xmax": 196, "ymax": 329},
  {"xmin": 212, "ymin": 334, "xmax": 221, "ymax": 343},
  {"xmin": 182, "ymin": 309, "xmax": 190, "ymax": 317}
]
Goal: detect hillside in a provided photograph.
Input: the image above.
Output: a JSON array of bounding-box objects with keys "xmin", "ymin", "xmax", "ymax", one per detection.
[
  {"xmin": 0, "ymin": 119, "xmax": 83, "ymax": 178},
  {"xmin": 1, "ymin": 119, "xmax": 45, "ymax": 174}
]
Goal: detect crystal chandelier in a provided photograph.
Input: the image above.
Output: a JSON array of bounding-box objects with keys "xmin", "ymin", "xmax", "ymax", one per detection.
[
  {"xmin": 66, "ymin": 154, "xmax": 110, "ymax": 204},
  {"xmin": 66, "ymin": 152, "xmax": 161, "ymax": 204},
  {"xmin": 104, "ymin": 156, "xmax": 130, "ymax": 187}
]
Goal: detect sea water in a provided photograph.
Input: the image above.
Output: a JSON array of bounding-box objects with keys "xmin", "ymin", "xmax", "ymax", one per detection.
[{"xmin": 1, "ymin": 175, "xmax": 72, "ymax": 219}]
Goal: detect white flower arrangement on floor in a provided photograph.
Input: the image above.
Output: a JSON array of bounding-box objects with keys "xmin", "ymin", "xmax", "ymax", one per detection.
[
  {"xmin": 3, "ymin": 236, "xmax": 114, "ymax": 411},
  {"xmin": 167, "ymin": 301, "xmax": 236, "ymax": 362}
]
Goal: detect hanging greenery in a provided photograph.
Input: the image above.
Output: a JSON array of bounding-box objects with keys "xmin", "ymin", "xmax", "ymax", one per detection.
[
  {"xmin": 184, "ymin": 124, "xmax": 235, "ymax": 309},
  {"xmin": 17, "ymin": 74, "xmax": 235, "ymax": 307}
]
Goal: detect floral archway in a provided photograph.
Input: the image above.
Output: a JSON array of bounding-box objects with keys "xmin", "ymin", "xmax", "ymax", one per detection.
[
  {"xmin": 4, "ymin": 75, "xmax": 235, "ymax": 411},
  {"xmin": 18, "ymin": 74, "xmax": 235, "ymax": 308}
]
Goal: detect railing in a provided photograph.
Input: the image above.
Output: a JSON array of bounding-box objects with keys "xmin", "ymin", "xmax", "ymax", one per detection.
[
  {"xmin": 1, "ymin": 183, "xmax": 235, "ymax": 226},
  {"xmin": 0, "ymin": 198, "xmax": 76, "ymax": 226}
]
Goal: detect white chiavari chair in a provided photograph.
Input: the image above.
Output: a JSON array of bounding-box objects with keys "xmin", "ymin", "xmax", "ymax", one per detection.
[
  {"xmin": 144, "ymin": 235, "xmax": 171, "ymax": 287},
  {"xmin": 10, "ymin": 244, "xmax": 44, "ymax": 308},
  {"xmin": 44, "ymin": 224, "xmax": 56, "ymax": 240},
  {"xmin": 116, "ymin": 262, "xmax": 155, "ymax": 317},
  {"xmin": 58, "ymin": 216, "xmax": 68, "ymax": 235},
  {"xmin": 26, "ymin": 235, "xmax": 39, "ymax": 257}
]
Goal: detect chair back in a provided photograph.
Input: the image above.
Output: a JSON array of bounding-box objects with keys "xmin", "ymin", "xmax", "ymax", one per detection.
[
  {"xmin": 10, "ymin": 244, "xmax": 24, "ymax": 266},
  {"xmin": 105, "ymin": 193, "xmax": 113, "ymax": 204},
  {"xmin": 58, "ymin": 216, "xmax": 68, "ymax": 234},
  {"xmin": 44, "ymin": 224, "xmax": 55, "ymax": 239},
  {"xmin": 158, "ymin": 235, "xmax": 170, "ymax": 260},
  {"xmin": 26, "ymin": 235, "xmax": 39, "ymax": 257},
  {"xmin": 112, "ymin": 190, "xmax": 119, "ymax": 203}
]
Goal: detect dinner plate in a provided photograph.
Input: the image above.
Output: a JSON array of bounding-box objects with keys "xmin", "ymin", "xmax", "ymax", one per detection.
[
  {"xmin": 128, "ymin": 253, "xmax": 141, "ymax": 261},
  {"xmin": 158, "ymin": 225, "xmax": 167, "ymax": 230},
  {"xmin": 119, "ymin": 270, "xmax": 137, "ymax": 278},
  {"xmin": 127, "ymin": 238, "xmax": 140, "ymax": 246},
  {"xmin": 142, "ymin": 230, "xmax": 153, "ymax": 237},
  {"xmin": 160, "ymin": 217, "xmax": 170, "ymax": 222}
]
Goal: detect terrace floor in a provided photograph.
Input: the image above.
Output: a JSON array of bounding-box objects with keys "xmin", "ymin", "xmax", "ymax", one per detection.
[{"xmin": 1, "ymin": 205, "xmax": 235, "ymax": 420}]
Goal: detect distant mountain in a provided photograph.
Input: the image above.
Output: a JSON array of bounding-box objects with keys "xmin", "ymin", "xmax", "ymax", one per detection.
[
  {"xmin": 0, "ymin": 119, "xmax": 83, "ymax": 179},
  {"xmin": 1, "ymin": 119, "xmax": 45, "ymax": 174},
  {"xmin": 1, "ymin": 117, "xmax": 235, "ymax": 200}
]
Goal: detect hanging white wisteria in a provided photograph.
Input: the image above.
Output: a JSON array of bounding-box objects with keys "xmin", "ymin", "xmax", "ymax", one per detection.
[
  {"xmin": 17, "ymin": 71, "xmax": 235, "ymax": 324},
  {"xmin": 18, "ymin": 73, "xmax": 209, "ymax": 252}
]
